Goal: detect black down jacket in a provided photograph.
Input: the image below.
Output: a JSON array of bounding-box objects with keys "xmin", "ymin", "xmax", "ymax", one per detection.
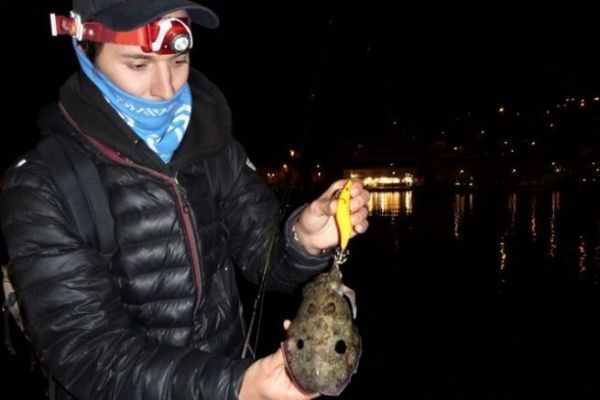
[{"xmin": 0, "ymin": 69, "xmax": 330, "ymax": 399}]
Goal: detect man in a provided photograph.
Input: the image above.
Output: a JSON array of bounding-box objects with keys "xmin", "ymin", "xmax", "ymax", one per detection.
[{"xmin": 0, "ymin": 1, "xmax": 369, "ymax": 399}]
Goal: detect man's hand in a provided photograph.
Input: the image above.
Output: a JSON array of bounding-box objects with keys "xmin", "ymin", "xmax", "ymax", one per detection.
[
  {"xmin": 293, "ymin": 179, "xmax": 370, "ymax": 255},
  {"xmin": 239, "ymin": 334, "xmax": 318, "ymax": 400}
]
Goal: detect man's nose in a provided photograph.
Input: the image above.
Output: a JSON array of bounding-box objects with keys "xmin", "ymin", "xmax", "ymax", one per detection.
[{"xmin": 150, "ymin": 64, "xmax": 175, "ymax": 100}]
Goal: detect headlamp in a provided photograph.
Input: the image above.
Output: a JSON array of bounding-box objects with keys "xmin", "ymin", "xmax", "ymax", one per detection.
[{"xmin": 50, "ymin": 12, "xmax": 193, "ymax": 55}]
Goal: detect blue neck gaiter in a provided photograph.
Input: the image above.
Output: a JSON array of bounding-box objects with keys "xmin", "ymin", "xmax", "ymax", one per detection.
[{"xmin": 74, "ymin": 44, "xmax": 192, "ymax": 163}]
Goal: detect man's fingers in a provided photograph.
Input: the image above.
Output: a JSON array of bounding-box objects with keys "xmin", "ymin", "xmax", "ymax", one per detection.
[{"xmin": 322, "ymin": 179, "xmax": 349, "ymax": 201}]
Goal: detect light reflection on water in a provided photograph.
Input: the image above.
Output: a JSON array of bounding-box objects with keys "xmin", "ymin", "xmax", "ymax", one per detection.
[
  {"xmin": 530, "ymin": 196, "xmax": 538, "ymax": 241},
  {"xmin": 452, "ymin": 194, "xmax": 473, "ymax": 240},
  {"xmin": 498, "ymin": 235, "xmax": 507, "ymax": 287},
  {"xmin": 508, "ymin": 193, "xmax": 517, "ymax": 236},
  {"xmin": 368, "ymin": 189, "xmax": 600, "ymax": 286},
  {"xmin": 453, "ymin": 194, "xmax": 464, "ymax": 240},
  {"xmin": 578, "ymin": 235, "xmax": 588, "ymax": 277},
  {"xmin": 367, "ymin": 190, "xmax": 413, "ymax": 216},
  {"xmin": 548, "ymin": 191, "xmax": 559, "ymax": 258},
  {"xmin": 595, "ymin": 222, "xmax": 600, "ymax": 285}
]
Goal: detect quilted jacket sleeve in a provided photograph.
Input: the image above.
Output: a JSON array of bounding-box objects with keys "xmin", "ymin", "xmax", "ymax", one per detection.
[
  {"xmin": 222, "ymin": 140, "xmax": 331, "ymax": 292},
  {"xmin": 0, "ymin": 154, "xmax": 251, "ymax": 400}
]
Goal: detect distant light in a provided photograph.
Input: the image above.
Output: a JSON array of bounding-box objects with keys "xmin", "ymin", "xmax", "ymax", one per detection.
[
  {"xmin": 316, "ymin": 164, "xmax": 320, "ymax": 168},
  {"xmin": 503, "ymin": 140, "xmax": 509, "ymax": 145},
  {"xmin": 510, "ymin": 149, "xmax": 515, "ymax": 153},
  {"xmin": 582, "ymin": 178, "xmax": 588, "ymax": 182},
  {"xmin": 531, "ymin": 141, "xmax": 536, "ymax": 146},
  {"xmin": 481, "ymin": 130, "xmax": 485, "ymax": 134},
  {"xmin": 453, "ymin": 146, "xmax": 459, "ymax": 151},
  {"xmin": 392, "ymin": 171, "xmax": 396, "ymax": 175},
  {"xmin": 511, "ymin": 168, "xmax": 517, "ymax": 174},
  {"xmin": 282, "ymin": 163, "xmax": 288, "ymax": 171},
  {"xmin": 317, "ymin": 172, "xmax": 321, "ymax": 177},
  {"xmin": 594, "ymin": 97, "xmax": 600, "ymax": 102},
  {"xmin": 549, "ymin": 123, "xmax": 555, "ymax": 128},
  {"xmin": 545, "ymin": 110, "xmax": 551, "ymax": 114},
  {"xmin": 289, "ymin": 149, "xmax": 296, "ymax": 158},
  {"xmin": 498, "ymin": 107, "xmax": 505, "ymax": 113},
  {"xmin": 392, "ymin": 120, "xmax": 398, "ymax": 126},
  {"xmin": 459, "ymin": 169, "xmax": 465, "ymax": 174},
  {"xmin": 552, "ymin": 161, "xmax": 556, "ymax": 166},
  {"xmin": 515, "ymin": 112, "xmax": 521, "ymax": 116},
  {"xmin": 390, "ymin": 162, "xmax": 394, "ymax": 167},
  {"xmin": 401, "ymin": 175, "xmax": 414, "ymax": 185}
]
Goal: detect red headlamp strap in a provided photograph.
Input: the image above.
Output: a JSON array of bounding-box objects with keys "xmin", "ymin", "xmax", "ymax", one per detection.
[{"xmin": 50, "ymin": 12, "xmax": 193, "ymax": 55}]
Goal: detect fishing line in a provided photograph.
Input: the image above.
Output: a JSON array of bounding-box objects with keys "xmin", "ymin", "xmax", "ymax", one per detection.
[
  {"xmin": 280, "ymin": 17, "xmax": 334, "ymax": 213},
  {"xmin": 241, "ymin": 6, "xmax": 337, "ymax": 360},
  {"xmin": 241, "ymin": 222, "xmax": 278, "ymax": 359}
]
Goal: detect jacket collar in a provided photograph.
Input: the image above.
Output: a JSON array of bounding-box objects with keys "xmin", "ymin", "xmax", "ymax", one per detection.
[{"xmin": 52, "ymin": 68, "xmax": 232, "ymax": 172}]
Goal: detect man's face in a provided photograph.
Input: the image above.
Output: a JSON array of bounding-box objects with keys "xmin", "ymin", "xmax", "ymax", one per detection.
[{"xmin": 94, "ymin": 11, "xmax": 191, "ymax": 101}]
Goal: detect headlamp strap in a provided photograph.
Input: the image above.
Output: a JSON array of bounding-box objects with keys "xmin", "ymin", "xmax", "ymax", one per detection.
[
  {"xmin": 50, "ymin": 12, "xmax": 152, "ymax": 48},
  {"xmin": 49, "ymin": 12, "xmax": 192, "ymax": 54}
]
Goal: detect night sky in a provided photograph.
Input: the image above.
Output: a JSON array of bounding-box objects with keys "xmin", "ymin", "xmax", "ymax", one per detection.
[{"xmin": 4, "ymin": 0, "xmax": 600, "ymax": 168}]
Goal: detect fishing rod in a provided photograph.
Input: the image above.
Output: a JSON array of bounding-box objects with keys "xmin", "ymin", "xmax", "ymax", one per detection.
[{"xmin": 241, "ymin": 9, "xmax": 337, "ymax": 360}]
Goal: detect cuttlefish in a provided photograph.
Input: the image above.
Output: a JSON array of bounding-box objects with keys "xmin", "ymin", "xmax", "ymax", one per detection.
[{"xmin": 282, "ymin": 261, "xmax": 361, "ymax": 396}]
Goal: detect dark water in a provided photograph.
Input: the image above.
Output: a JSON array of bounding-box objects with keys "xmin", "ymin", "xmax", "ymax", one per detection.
[
  {"xmin": 334, "ymin": 187, "xmax": 600, "ymax": 399},
  {"xmin": 3, "ymin": 187, "xmax": 600, "ymax": 398}
]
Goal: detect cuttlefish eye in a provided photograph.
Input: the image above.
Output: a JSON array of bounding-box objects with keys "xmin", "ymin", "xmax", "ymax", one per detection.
[
  {"xmin": 335, "ymin": 339, "xmax": 347, "ymax": 354},
  {"xmin": 322, "ymin": 302, "xmax": 336, "ymax": 315}
]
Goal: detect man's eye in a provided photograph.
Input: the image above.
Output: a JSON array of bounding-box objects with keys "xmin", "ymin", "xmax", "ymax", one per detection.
[
  {"xmin": 128, "ymin": 63, "xmax": 147, "ymax": 71},
  {"xmin": 174, "ymin": 58, "xmax": 189, "ymax": 66}
]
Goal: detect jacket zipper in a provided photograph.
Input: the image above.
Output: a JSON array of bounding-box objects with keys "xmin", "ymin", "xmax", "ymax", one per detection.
[
  {"xmin": 173, "ymin": 175, "xmax": 204, "ymax": 311},
  {"xmin": 58, "ymin": 105, "xmax": 203, "ymax": 304}
]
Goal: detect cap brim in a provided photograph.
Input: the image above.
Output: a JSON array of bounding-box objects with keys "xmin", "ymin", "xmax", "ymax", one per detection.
[{"xmin": 92, "ymin": 0, "xmax": 220, "ymax": 31}]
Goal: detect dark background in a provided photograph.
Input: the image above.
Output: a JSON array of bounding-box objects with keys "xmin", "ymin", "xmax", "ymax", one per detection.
[{"xmin": 3, "ymin": 0, "xmax": 600, "ymax": 169}]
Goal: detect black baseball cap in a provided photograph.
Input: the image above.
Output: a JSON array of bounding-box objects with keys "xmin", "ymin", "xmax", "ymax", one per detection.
[{"xmin": 72, "ymin": 0, "xmax": 220, "ymax": 30}]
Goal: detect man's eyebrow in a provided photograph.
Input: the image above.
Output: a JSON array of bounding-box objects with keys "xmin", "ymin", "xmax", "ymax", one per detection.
[
  {"xmin": 119, "ymin": 53, "xmax": 154, "ymax": 61},
  {"xmin": 118, "ymin": 52, "xmax": 190, "ymax": 61}
]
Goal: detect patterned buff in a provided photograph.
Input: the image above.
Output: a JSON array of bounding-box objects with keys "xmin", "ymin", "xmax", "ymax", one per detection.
[{"xmin": 74, "ymin": 43, "xmax": 192, "ymax": 163}]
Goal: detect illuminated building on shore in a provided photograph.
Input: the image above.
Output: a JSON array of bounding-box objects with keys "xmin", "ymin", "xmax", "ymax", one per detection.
[{"xmin": 345, "ymin": 167, "xmax": 421, "ymax": 190}]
